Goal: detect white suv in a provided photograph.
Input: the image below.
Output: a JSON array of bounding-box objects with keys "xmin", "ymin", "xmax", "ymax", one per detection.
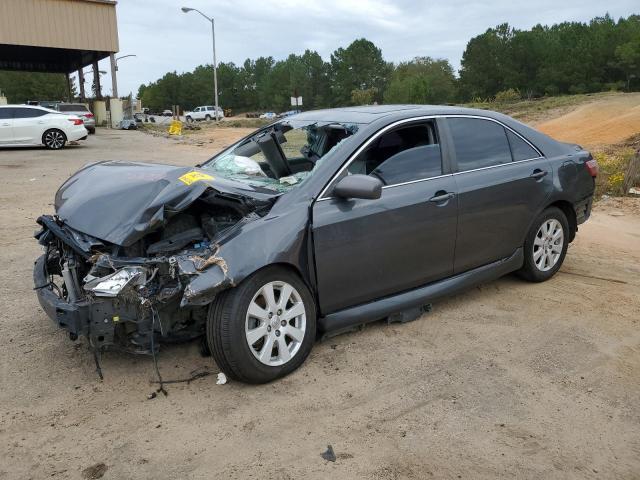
[
  {"xmin": 185, "ymin": 105, "xmax": 224, "ymax": 122},
  {"xmin": 0, "ymin": 105, "xmax": 88, "ymax": 149}
]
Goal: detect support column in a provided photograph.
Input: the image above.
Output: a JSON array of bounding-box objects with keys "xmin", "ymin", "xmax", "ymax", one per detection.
[
  {"xmin": 110, "ymin": 53, "xmax": 118, "ymax": 99},
  {"xmin": 66, "ymin": 73, "xmax": 72, "ymax": 102},
  {"xmin": 78, "ymin": 69, "xmax": 85, "ymax": 101},
  {"xmin": 93, "ymin": 61, "xmax": 102, "ymax": 99}
]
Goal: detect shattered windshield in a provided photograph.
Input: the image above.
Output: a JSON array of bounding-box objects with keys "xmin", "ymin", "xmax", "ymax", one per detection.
[{"xmin": 202, "ymin": 121, "xmax": 358, "ymax": 192}]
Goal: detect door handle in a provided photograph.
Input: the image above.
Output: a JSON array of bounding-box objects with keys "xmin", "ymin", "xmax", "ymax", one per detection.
[
  {"xmin": 429, "ymin": 191, "xmax": 455, "ymax": 203},
  {"xmin": 530, "ymin": 169, "xmax": 548, "ymax": 180},
  {"xmin": 1, "ymin": 123, "xmax": 9, "ymax": 126}
]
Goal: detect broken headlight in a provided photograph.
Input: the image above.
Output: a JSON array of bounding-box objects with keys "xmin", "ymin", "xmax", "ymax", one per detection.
[{"xmin": 84, "ymin": 267, "xmax": 146, "ymax": 297}]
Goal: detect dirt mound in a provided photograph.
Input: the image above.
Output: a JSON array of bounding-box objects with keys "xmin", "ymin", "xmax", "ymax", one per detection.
[{"xmin": 534, "ymin": 93, "xmax": 640, "ymax": 148}]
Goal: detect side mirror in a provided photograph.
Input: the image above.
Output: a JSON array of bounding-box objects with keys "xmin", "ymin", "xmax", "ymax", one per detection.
[{"xmin": 332, "ymin": 174, "xmax": 382, "ymax": 200}]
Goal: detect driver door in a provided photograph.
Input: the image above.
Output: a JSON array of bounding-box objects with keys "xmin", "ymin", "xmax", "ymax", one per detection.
[{"xmin": 312, "ymin": 120, "xmax": 458, "ymax": 314}]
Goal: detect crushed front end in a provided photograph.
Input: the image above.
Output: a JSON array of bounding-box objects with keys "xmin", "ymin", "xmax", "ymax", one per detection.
[
  {"xmin": 33, "ymin": 204, "xmax": 265, "ymax": 355},
  {"xmin": 34, "ymin": 215, "xmax": 212, "ymax": 354}
]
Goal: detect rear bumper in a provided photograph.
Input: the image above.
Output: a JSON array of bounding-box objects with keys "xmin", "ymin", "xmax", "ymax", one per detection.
[
  {"xmin": 67, "ymin": 126, "xmax": 89, "ymax": 142},
  {"xmin": 575, "ymin": 196, "xmax": 593, "ymax": 225}
]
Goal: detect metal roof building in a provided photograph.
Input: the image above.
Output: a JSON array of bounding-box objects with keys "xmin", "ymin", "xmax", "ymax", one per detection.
[{"xmin": 0, "ymin": 0, "xmax": 120, "ymax": 98}]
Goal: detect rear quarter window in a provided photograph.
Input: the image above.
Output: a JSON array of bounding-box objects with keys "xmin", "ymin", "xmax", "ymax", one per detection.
[{"xmin": 506, "ymin": 130, "xmax": 540, "ymax": 161}]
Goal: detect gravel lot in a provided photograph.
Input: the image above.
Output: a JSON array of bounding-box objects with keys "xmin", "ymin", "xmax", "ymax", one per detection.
[{"xmin": 1, "ymin": 129, "xmax": 639, "ymax": 479}]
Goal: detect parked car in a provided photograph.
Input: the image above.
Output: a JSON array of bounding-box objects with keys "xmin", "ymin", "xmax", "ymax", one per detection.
[
  {"xmin": 185, "ymin": 105, "xmax": 224, "ymax": 122},
  {"xmin": 162, "ymin": 110, "xmax": 173, "ymax": 116},
  {"xmin": 56, "ymin": 103, "xmax": 96, "ymax": 134},
  {"xmin": 33, "ymin": 105, "xmax": 597, "ymax": 383},
  {"xmin": 278, "ymin": 110, "xmax": 301, "ymax": 118},
  {"xmin": 0, "ymin": 105, "xmax": 87, "ymax": 149},
  {"xmin": 259, "ymin": 111, "xmax": 277, "ymax": 119}
]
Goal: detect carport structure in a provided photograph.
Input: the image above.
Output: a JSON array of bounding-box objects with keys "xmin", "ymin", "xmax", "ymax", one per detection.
[{"xmin": 0, "ymin": 0, "xmax": 120, "ymax": 99}]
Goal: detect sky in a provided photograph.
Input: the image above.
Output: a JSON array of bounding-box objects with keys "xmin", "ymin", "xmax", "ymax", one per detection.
[{"xmin": 91, "ymin": 0, "xmax": 639, "ymax": 98}]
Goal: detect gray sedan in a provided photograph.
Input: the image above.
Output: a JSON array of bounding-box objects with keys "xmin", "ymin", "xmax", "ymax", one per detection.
[{"xmin": 34, "ymin": 105, "xmax": 597, "ymax": 383}]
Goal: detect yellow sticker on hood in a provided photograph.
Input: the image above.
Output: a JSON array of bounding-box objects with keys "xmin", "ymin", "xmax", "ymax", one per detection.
[{"xmin": 179, "ymin": 171, "xmax": 214, "ymax": 185}]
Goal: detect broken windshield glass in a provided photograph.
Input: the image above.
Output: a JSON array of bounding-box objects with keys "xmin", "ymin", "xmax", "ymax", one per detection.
[{"xmin": 202, "ymin": 121, "xmax": 357, "ymax": 192}]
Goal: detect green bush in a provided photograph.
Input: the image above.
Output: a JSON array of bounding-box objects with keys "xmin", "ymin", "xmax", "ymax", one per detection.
[{"xmin": 494, "ymin": 88, "xmax": 521, "ymax": 103}]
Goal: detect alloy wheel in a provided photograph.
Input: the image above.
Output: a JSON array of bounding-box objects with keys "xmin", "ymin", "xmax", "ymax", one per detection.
[
  {"xmin": 245, "ymin": 281, "xmax": 306, "ymax": 367},
  {"xmin": 44, "ymin": 130, "xmax": 65, "ymax": 149},
  {"xmin": 533, "ymin": 219, "xmax": 564, "ymax": 271}
]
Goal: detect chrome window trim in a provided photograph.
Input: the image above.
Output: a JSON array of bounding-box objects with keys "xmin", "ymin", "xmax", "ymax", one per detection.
[{"xmin": 317, "ymin": 114, "xmax": 544, "ymax": 201}]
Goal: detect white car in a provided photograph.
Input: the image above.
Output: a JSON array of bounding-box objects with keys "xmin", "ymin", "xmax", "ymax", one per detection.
[
  {"xmin": 0, "ymin": 105, "xmax": 88, "ymax": 149},
  {"xmin": 259, "ymin": 111, "xmax": 277, "ymax": 119},
  {"xmin": 185, "ymin": 105, "xmax": 224, "ymax": 122}
]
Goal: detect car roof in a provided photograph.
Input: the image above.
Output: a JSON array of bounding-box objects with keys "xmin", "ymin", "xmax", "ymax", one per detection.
[
  {"xmin": 289, "ymin": 104, "xmax": 511, "ymax": 125},
  {"xmin": 0, "ymin": 104, "xmax": 55, "ymax": 112}
]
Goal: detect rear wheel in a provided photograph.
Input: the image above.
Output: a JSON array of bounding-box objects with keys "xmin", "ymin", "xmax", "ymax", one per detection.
[
  {"xmin": 518, "ymin": 207, "xmax": 569, "ymax": 282},
  {"xmin": 42, "ymin": 129, "xmax": 66, "ymax": 149},
  {"xmin": 205, "ymin": 114, "xmax": 212, "ymax": 121},
  {"xmin": 207, "ymin": 266, "xmax": 316, "ymax": 383}
]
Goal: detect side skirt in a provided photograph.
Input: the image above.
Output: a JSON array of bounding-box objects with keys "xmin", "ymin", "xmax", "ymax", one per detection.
[{"xmin": 318, "ymin": 248, "xmax": 523, "ymax": 333}]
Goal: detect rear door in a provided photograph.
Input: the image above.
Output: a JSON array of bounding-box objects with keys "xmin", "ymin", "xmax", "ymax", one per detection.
[
  {"xmin": 312, "ymin": 120, "xmax": 458, "ymax": 314},
  {"xmin": 444, "ymin": 116, "xmax": 553, "ymax": 273},
  {"xmin": 0, "ymin": 108, "xmax": 14, "ymax": 144},
  {"xmin": 12, "ymin": 107, "xmax": 48, "ymax": 144}
]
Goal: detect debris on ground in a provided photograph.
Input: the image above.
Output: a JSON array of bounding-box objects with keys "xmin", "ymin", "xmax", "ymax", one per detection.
[
  {"xmin": 82, "ymin": 462, "xmax": 108, "ymax": 479},
  {"xmin": 216, "ymin": 372, "xmax": 228, "ymax": 385},
  {"xmin": 321, "ymin": 445, "xmax": 336, "ymax": 462}
]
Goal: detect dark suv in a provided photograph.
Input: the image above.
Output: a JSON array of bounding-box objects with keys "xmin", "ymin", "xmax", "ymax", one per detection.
[{"xmin": 34, "ymin": 105, "xmax": 597, "ymax": 383}]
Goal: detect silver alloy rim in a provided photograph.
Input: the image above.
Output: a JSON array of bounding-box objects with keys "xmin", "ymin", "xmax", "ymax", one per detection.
[
  {"xmin": 533, "ymin": 218, "xmax": 564, "ymax": 271},
  {"xmin": 245, "ymin": 281, "xmax": 306, "ymax": 367},
  {"xmin": 44, "ymin": 130, "xmax": 64, "ymax": 149}
]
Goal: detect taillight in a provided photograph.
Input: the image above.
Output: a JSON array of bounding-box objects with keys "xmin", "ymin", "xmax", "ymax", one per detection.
[
  {"xmin": 68, "ymin": 118, "xmax": 83, "ymax": 125},
  {"xmin": 585, "ymin": 158, "xmax": 599, "ymax": 177},
  {"xmin": 84, "ymin": 113, "xmax": 94, "ymax": 118}
]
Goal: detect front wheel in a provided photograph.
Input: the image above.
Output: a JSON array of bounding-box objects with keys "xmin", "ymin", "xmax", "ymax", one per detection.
[
  {"xmin": 205, "ymin": 114, "xmax": 212, "ymax": 121},
  {"xmin": 186, "ymin": 116, "xmax": 193, "ymax": 123},
  {"xmin": 518, "ymin": 207, "xmax": 569, "ymax": 282},
  {"xmin": 42, "ymin": 129, "xmax": 67, "ymax": 149},
  {"xmin": 207, "ymin": 266, "xmax": 316, "ymax": 383}
]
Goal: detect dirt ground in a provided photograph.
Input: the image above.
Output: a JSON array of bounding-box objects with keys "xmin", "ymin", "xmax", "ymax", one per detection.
[
  {"xmin": 535, "ymin": 93, "xmax": 640, "ymax": 149},
  {"xmin": 1, "ymin": 125, "xmax": 639, "ymax": 480}
]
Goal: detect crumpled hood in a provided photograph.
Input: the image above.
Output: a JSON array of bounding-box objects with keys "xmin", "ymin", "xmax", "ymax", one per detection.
[{"xmin": 55, "ymin": 161, "xmax": 278, "ymax": 246}]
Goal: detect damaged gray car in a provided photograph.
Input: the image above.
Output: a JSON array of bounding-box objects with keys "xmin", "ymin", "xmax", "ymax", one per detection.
[{"xmin": 34, "ymin": 105, "xmax": 596, "ymax": 383}]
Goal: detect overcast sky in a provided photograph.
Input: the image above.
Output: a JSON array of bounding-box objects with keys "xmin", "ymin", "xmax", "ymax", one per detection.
[{"xmin": 92, "ymin": 0, "xmax": 638, "ymax": 98}]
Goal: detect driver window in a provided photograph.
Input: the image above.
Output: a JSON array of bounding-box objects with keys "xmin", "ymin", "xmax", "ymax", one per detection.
[{"xmin": 347, "ymin": 122, "xmax": 442, "ymax": 185}]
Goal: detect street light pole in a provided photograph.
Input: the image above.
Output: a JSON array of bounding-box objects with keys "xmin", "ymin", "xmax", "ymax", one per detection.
[{"xmin": 182, "ymin": 7, "xmax": 219, "ymax": 122}]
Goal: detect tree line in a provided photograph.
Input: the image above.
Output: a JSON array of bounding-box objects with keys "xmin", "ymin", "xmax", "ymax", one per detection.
[{"xmin": 1, "ymin": 14, "xmax": 638, "ymax": 110}]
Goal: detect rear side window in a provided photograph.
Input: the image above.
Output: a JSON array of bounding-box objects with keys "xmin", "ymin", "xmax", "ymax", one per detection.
[
  {"xmin": 506, "ymin": 130, "xmax": 539, "ymax": 161},
  {"xmin": 449, "ymin": 118, "xmax": 511, "ymax": 171},
  {"xmin": 348, "ymin": 122, "xmax": 442, "ymax": 185},
  {"xmin": 13, "ymin": 108, "xmax": 47, "ymax": 118},
  {"xmin": 0, "ymin": 108, "xmax": 12, "ymax": 120}
]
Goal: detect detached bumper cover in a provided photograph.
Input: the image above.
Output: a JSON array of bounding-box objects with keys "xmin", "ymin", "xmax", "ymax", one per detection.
[{"xmin": 34, "ymin": 254, "xmax": 90, "ymax": 336}]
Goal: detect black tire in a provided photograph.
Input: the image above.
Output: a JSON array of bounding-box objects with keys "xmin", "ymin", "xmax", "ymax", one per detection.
[
  {"xmin": 42, "ymin": 129, "xmax": 67, "ymax": 149},
  {"xmin": 88, "ymin": 128, "xmax": 96, "ymax": 134},
  {"xmin": 186, "ymin": 116, "xmax": 193, "ymax": 123},
  {"xmin": 518, "ymin": 207, "xmax": 569, "ymax": 282},
  {"xmin": 207, "ymin": 266, "xmax": 316, "ymax": 383},
  {"xmin": 205, "ymin": 114, "xmax": 212, "ymax": 121}
]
